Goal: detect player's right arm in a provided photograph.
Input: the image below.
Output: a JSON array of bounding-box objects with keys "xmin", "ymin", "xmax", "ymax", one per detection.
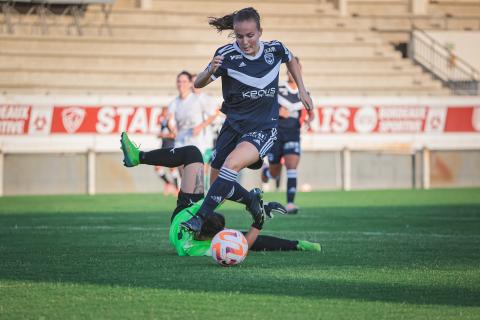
[
  {"xmin": 245, "ymin": 226, "xmax": 261, "ymax": 249},
  {"xmin": 244, "ymin": 208, "xmax": 265, "ymax": 249},
  {"xmin": 245, "ymin": 202, "xmax": 287, "ymax": 248},
  {"xmin": 194, "ymin": 55, "xmax": 224, "ymax": 88}
]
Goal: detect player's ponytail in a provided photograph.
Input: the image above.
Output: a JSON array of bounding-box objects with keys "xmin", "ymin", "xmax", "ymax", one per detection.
[{"xmin": 208, "ymin": 7, "xmax": 261, "ymax": 32}]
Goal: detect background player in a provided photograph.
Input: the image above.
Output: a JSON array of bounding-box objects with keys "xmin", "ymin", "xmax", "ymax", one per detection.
[
  {"xmin": 262, "ymin": 57, "xmax": 314, "ymax": 214},
  {"xmin": 155, "ymin": 106, "xmax": 179, "ymax": 195},
  {"xmin": 182, "ymin": 7, "xmax": 314, "ymax": 233},
  {"xmin": 120, "ymin": 132, "xmax": 321, "ymax": 256},
  {"xmin": 191, "ymin": 73, "xmax": 221, "ymax": 188},
  {"xmin": 167, "ymin": 71, "xmax": 218, "ymax": 160}
]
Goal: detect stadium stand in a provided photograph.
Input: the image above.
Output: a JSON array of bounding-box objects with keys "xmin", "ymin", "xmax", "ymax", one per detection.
[
  {"xmin": 0, "ymin": 0, "xmax": 475, "ymax": 96},
  {"xmin": 0, "ymin": 0, "xmax": 114, "ymax": 35},
  {"xmin": 344, "ymin": 0, "xmax": 480, "ymax": 42}
]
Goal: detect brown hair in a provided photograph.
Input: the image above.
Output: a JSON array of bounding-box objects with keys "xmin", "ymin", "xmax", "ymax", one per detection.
[
  {"xmin": 177, "ymin": 70, "xmax": 192, "ymax": 81},
  {"xmin": 208, "ymin": 7, "xmax": 261, "ymax": 32},
  {"xmin": 198, "ymin": 212, "xmax": 225, "ymax": 238}
]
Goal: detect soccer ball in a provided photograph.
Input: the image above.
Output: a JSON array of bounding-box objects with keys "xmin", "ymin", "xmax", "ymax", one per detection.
[{"xmin": 210, "ymin": 229, "xmax": 249, "ymax": 267}]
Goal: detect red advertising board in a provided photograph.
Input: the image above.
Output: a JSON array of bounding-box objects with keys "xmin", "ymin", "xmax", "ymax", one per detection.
[{"xmin": 1, "ymin": 104, "xmax": 479, "ymax": 135}]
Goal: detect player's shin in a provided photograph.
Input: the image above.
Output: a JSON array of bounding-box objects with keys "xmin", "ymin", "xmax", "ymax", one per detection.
[
  {"xmin": 181, "ymin": 167, "xmax": 238, "ymax": 233},
  {"xmin": 286, "ymin": 169, "xmax": 297, "ymax": 204}
]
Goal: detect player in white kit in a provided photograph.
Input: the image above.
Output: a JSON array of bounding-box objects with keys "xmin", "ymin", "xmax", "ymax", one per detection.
[{"xmin": 168, "ymin": 71, "xmax": 218, "ymax": 156}]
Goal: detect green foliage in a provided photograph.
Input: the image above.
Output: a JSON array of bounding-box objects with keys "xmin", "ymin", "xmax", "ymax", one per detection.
[{"xmin": 1, "ymin": 189, "xmax": 480, "ymax": 319}]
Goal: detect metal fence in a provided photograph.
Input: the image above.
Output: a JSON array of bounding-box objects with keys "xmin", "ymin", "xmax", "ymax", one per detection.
[{"xmin": 409, "ymin": 26, "xmax": 479, "ymax": 95}]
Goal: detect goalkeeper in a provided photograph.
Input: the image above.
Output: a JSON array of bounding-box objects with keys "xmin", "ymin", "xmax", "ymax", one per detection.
[{"xmin": 121, "ymin": 132, "xmax": 321, "ymax": 256}]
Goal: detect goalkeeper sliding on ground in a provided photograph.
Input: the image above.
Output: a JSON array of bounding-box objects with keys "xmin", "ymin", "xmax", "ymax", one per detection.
[{"xmin": 120, "ymin": 132, "xmax": 321, "ymax": 256}]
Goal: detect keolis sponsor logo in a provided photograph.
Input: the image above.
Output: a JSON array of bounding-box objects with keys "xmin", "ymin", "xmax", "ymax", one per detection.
[{"xmin": 242, "ymin": 88, "xmax": 276, "ymax": 99}]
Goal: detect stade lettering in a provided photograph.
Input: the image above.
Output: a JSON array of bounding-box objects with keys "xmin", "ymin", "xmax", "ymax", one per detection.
[
  {"xmin": 96, "ymin": 107, "xmax": 116, "ymax": 133},
  {"xmin": 3, "ymin": 104, "xmax": 479, "ymax": 135},
  {"xmin": 96, "ymin": 106, "xmax": 163, "ymax": 134}
]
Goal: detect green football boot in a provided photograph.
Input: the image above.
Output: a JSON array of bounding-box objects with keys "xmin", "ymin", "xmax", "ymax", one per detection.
[
  {"xmin": 297, "ymin": 240, "xmax": 322, "ymax": 252},
  {"xmin": 120, "ymin": 132, "xmax": 140, "ymax": 167}
]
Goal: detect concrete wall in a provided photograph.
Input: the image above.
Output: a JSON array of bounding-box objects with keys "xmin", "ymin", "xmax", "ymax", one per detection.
[
  {"xmin": 3, "ymin": 150, "xmax": 480, "ymax": 195},
  {"xmin": 350, "ymin": 152, "xmax": 414, "ymax": 190},
  {"xmin": 95, "ymin": 152, "xmax": 164, "ymax": 194},
  {"xmin": 4, "ymin": 153, "xmax": 87, "ymax": 195},
  {"xmin": 239, "ymin": 151, "xmax": 342, "ymax": 191},
  {"xmin": 430, "ymin": 150, "xmax": 480, "ymax": 188}
]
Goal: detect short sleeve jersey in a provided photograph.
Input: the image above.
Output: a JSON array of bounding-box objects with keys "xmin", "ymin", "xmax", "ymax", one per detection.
[
  {"xmin": 168, "ymin": 93, "xmax": 216, "ymax": 134},
  {"xmin": 196, "ymin": 92, "xmax": 219, "ymax": 149},
  {"xmin": 209, "ymin": 40, "xmax": 292, "ymax": 134},
  {"xmin": 277, "ymin": 82, "xmax": 304, "ymax": 137}
]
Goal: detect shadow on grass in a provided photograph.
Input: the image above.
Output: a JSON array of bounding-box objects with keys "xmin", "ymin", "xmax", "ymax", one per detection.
[
  {"xmin": 0, "ymin": 250, "xmax": 479, "ymax": 307},
  {"xmin": 1, "ymin": 204, "xmax": 480, "ymax": 307}
]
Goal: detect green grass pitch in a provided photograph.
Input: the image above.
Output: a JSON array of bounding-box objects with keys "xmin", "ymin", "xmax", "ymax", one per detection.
[{"xmin": 1, "ymin": 188, "xmax": 479, "ymax": 319}]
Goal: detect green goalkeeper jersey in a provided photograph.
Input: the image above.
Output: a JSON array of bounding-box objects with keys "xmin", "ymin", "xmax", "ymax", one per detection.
[{"xmin": 169, "ymin": 200, "xmax": 212, "ymax": 257}]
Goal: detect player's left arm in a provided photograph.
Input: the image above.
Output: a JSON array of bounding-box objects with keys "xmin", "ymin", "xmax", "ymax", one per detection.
[
  {"xmin": 244, "ymin": 203, "xmax": 267, "ymax": 248},
  {"xmin": 285, "ymin": 58, "xmax": 314, "ymax": 111}
]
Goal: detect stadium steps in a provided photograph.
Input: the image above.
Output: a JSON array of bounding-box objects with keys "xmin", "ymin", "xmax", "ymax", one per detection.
[
  {"xmin": 7, "ymin": 9, "xmax": 373, "ymax": 33},
  {"xmin": 0, "ymin": 69, "xmax": 438, "ymax": 87},
  {"xmin": 429, "ymin": 0, "xmax": 480, "ymax": 17},
  {"xmin": 5, "ymin": 22, "xmax": 376, "ymax": 39},
  {"xmin": 148, "ymin": 0, "xmax": 337, "ymax": 16},
  {"xmin": 347, "ymin": 0, "xmax": 411, "ymax": 15},
  {"xmin": 342, "ymin": 0, "xmax": 480, "ymax": 42},
  {"xmin": 0, "ymin": 56, "xmax": 421, "ymax": 73},
  {"xmin": 0, "ymin": 52, "xmax": 421, "ymax": 76},
  {"xmin": 0, "ymin": 35, "xmax": 399, "ymax": 58},
  {"xmin": 0, "ymin": 83, "xmax": 448, "ymax": 96},
  {"xmin": 2, "ymin": 23, "xmax": 382, "ymax": 44},
  {"xmin": 0, "ymin": 0, "xmax": 451, "ymax": 96}
]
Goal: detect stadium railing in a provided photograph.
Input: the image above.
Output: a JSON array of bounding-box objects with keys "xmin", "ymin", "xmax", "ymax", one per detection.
[
  {"xmin": 409, "ymin": 26, "xmax": 479, "ymax": 95},
  {"xmin": 0, "ymin": 0, "xmax": 114, "ymax": 35}
]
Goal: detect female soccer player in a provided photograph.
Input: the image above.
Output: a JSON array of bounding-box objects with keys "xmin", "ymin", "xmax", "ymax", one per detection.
[
  {"xmin": 262, "ymin": 57, "xmax": 314, "ymax": 214},
  {"xmin": 120, "ymin": 132, "xmax": 321, "ymax": 256},
  {"xmin": 182, "ymin": 7, "xmax": 314, "ymax": 233},
  {"xmin": 154, "ymin": 106, "xmax": 180, "ymax": 195},
  {"xmin": 167, "ymin": 71, "xmax": 218, "ymax": 156},
  {"xmin": 191, "ymin": 73, "xmax": 221, "ymax": 187}
]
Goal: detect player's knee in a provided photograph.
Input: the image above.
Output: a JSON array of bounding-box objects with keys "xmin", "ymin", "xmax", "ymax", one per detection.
[
  {"xmin": 183, "ymin": 145, "xmax": 204, "ymax": 166},
  {"xmin": 223, "ymin": 157, "xmax": 243, "ymax": 172},
  {"xmin": 270, "ymin": 171, "xmax": 280, "ymax": 179}
]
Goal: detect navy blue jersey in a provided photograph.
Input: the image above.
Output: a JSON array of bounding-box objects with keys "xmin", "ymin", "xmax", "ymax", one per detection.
[
  {"xmin": 277, "ymin": 82, "xmax": 304, "ymax": 139},
  {"xmin": 209, "ymin": 40, "xmax": 292, "ymax": 134}
]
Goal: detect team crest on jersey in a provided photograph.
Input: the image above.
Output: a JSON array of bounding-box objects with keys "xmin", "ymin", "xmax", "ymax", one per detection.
[{"xmin": 264, "ymin": 52, "xmax": 274, "ymax": 65}]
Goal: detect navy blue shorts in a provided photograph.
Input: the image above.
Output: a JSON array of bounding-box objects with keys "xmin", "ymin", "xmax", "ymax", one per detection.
[
  {"xmin": 267, "ymin": 138, "xmax": 301, "ymax": 164},
  {"xmin": 211, "ymin": 122, "xmax": 278, "ymax": 170}
]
